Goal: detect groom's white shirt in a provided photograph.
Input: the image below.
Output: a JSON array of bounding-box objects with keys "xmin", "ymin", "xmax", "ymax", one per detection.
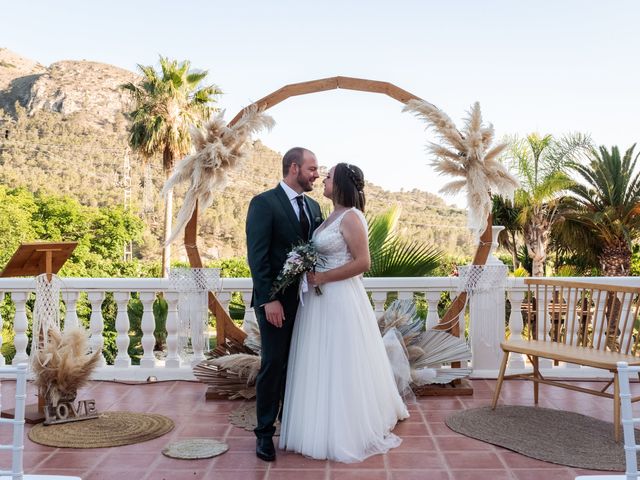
[{"xmin": 279, "ymin": 180, "xmax": 310, "ymax": 221}]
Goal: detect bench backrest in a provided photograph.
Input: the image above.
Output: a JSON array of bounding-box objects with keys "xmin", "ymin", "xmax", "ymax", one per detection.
[{"xmin": 523, "ymin": 278, "xmax": 640, "ymax": 355}]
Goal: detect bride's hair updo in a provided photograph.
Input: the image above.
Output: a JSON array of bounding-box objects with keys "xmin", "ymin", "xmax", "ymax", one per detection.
[{"xmin": 333, "ymin": 163, "xmax": 366, "ymax": 213}]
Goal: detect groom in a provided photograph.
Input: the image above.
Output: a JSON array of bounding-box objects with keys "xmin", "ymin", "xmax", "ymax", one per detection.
[{"xmin": 246, "ymin": 147, "xmax": 323, "ymax": 462}]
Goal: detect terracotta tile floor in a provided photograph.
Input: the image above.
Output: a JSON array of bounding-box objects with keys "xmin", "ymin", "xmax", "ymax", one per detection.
[{"xmin": 4, "ymin": 378, "xmax": 632, "ymax": 479}]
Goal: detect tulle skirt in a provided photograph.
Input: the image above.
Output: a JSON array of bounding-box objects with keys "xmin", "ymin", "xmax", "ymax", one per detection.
[{"xmin": 279, "ymin": 276, "xmax": 409, "ymax": 463}]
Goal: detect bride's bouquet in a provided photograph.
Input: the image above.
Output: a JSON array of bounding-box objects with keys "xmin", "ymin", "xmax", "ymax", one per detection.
[{"xmin": 271, "ymin": 241, "xmax": 323, "ymax": 299}]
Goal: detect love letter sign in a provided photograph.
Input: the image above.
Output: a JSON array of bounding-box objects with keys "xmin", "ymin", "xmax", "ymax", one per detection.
[{"xmin": 43, "ymin": 399, "xmax": 99, "ymax": 425}]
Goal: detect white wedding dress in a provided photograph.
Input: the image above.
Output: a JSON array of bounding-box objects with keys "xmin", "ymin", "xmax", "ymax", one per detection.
[{"xmin": 279, "ymin": 208, "xmax": 409, "ymax": 463}]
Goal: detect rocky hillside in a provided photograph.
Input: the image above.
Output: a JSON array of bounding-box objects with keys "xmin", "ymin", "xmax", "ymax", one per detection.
[
  {"xmin": 0, "ymin": 48, "xmax": 473, "ymax": 261},
  {"xmin": 0, "ymin": 48, "xmax": 135, "ymax": 128}
]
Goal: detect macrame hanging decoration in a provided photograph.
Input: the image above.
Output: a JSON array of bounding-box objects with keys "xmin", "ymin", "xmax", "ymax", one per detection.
[
  {"xmin": 457, "ymin": 264, "xmax": 508, "ymax": 294},
  {"xmin": 457, "ymin": 264, "xmax": 508, "ymax": 349},
  {"xmin": 169, "ymin": 268, "xmax": 220, "ymax": 365},
  {"xmin": 31, "ymin": 273, "xmax": 63, "ymax": 367}
]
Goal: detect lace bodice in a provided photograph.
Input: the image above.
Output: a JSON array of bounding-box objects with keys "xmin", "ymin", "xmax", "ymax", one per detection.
[{"xmin": 313, "ymin": 208, "xmax": 367, "ymax": 272}]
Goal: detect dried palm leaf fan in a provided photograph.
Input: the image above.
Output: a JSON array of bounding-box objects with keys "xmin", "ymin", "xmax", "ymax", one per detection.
[
  {"xmin": 192, "ymin": 338, "xmax": 259, "ymax": 400},
  {"xmin": 193, "ymin": 354, "xmax": 260, "ymax": 400},
  {"xmin": 379, "ymin": 300, "xmax": 472, "ymax": 385}
]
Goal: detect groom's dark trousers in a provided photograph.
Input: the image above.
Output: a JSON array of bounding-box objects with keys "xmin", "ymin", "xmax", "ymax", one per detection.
[
  {"xmin": 253, "ymin": 289, "xmax": 298, "ymax": 438},
  {"xmin": 246, "ymin": 184, "xmax": 322, "ymax": 440}
]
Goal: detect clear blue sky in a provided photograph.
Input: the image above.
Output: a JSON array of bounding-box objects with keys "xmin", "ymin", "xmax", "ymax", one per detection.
[{"xmin": 3, "ymin": 0, "xmax": 639, "ymax": 206}]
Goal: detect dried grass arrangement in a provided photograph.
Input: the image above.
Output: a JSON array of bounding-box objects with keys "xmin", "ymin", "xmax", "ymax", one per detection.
[
  {"xmin": 31, "ymin": 327, "xmax": 102, "ymax": 407},
  {"xmin": 403, "ymin": 100, "xmax": 518, "ymax": 235},
  {"xmin": 163, "ymin": 105, "xmax": 275, "ymax": 244}
]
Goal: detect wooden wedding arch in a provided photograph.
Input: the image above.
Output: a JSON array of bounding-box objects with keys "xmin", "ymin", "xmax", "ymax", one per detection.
[{"xmin": 183, "ymin": 76, "xmax": 493, "ymax": 353}]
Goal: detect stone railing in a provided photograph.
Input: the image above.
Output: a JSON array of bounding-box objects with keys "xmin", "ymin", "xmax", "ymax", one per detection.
[{"xmin": 0, "ymin": 275, "xmax": 638, "ymax": 381}]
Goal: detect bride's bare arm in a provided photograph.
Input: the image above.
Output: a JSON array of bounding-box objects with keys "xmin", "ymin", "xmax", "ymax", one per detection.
[{"xmin": 309, "ymin": 211, "xmax": 370, "ymax": 285}]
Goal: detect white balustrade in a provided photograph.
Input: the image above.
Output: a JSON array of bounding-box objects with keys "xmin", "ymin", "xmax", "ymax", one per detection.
[
  {"xmin": 0, "ymin": 275, "xmax": 638, "ymax": 381},
  {"xmin": 425, "ymin": 291, "xmax": 442, "ymax": 329},
  {"xmin": 61, "ymin": 291, "xmax": 80, "ymax": 330},
  {"xmin": 11, "ymin": 291, "xmax": 29, "ymax": 365},
  {"xmin": 164, "ymin": 291, "xmax": 180, "ymax": 368},
  {"xmin": 113, "ymin": 291, "xmax": 131, "ymax": 368},
  {"xmin": 370, "ymin": 291, "xmax": 387, "ymax": 317},
  {"xmin": 139, "ymin": 291, "xmax": 157, "ymax": 369},
  {"xmin": 506, "ymin": 288, "xmax": 526, "ymax": 369},
  {"xmin": 241, "ymin": 291, "xmax": 258, "ymax": 339},
  {"xmin": 87, "ymin": 291, "xmax": 106, "ymax": 368}
]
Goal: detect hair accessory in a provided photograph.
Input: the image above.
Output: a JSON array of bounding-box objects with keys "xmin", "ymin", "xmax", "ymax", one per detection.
[{"xmin": 343, "ymin": 163, "xmax": 364, "ymax": 190}]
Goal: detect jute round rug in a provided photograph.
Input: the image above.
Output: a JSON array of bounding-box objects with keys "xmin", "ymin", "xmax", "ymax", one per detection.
[
  {"xmin": 229, "ymin": 403, "xmax": 280, "ymax": 436},
  {"xmin": 446, "ymin": 406, "xmax": 640, "ymax": 471},
  {"xmin": 162, "ymin": 439, "xmax": 228, "ymax": 459},
  {"xmin": 28, "ymin": 411, "xmax": 174, "ymax": 448}
]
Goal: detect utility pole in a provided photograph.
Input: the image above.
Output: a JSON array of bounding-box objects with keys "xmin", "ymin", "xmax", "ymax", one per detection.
[
  {"xmin": 122, "ymin": 148, "xmax": 133, "ymax": 261},
  {"xmin": 142, "ymin": 162, "xmax": 154, "ymax": 215}
]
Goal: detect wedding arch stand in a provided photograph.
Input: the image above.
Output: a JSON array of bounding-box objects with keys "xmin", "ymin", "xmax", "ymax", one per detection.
[
  {"xmin": 0, "ymin": 242, "xmax": 77, "ymax": 423},
  {"xmin": 184, "ymin": 76, "xmax": 494, "ymax": 396}
]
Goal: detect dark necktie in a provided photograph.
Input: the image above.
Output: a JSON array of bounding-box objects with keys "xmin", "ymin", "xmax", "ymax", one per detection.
[{"xmin": 295, "ymin": 195, "xmax": 310, "ymax": 240}]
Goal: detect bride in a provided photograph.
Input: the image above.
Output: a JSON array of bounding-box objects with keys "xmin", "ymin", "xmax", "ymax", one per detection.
[{"xmin": 279, "ymin": 162, "xmax": 409, "ymax": 463}]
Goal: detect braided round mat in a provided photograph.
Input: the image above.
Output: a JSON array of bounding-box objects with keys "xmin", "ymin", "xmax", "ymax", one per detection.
[
  {"xmin": 162, "ymin": 438, "xmax": 228, "ymax": 459},
  {"xmin": 28, "ymin": 411, "xmax": 174, "ymax": 448},
  {"xmin": 229, "ymin": 403, "xmax": 280, "ymax": 436}
]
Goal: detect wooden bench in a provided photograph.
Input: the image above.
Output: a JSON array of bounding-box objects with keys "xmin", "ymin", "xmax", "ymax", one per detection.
[{"xmin": 492, "ymin": 278, "xmax": 640, "ymax": 441}]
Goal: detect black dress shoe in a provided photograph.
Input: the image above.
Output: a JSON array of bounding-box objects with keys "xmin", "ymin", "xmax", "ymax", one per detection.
[{"xmin": 256, "ymin": 437, "xmax": 276, "ymax": 462}]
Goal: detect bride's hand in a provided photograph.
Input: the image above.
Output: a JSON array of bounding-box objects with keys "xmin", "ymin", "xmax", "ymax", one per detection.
[{"xmin": 307, "ymin": 271, "xmax": 325, "ymax": 286}]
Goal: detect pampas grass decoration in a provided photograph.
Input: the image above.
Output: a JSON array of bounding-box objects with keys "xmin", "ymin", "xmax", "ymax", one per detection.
[
  {"xmin": 31, "ymin": 327, "xmax": 102, "ymax": 407},
  {"xmin": 403, "ymin": 100, "xmax": 519, "ymax": 235},
  {"xmin": 163, "ymin": 104, "xmax": 275, "ymax": 244}
]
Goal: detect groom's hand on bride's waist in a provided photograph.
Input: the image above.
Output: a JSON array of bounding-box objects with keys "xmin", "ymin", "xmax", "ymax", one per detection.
[{"xmin": 264, "ymin": 300, "xmax": 285, "ymax": 328}]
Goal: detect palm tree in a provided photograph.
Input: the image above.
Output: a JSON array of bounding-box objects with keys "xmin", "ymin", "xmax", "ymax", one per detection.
[
  {"xmin": 507, "ymin": 133, "xmax": 591, "ymax": 276},
  {"xmin": 366, "ymin": 206, "xmax": 442, "ymax": 277},
  {"xmin": 121, "ymin": 57, "xmax": 221, "ymax": 276},
  {"xmin": 491, "ymin": 195, "xmax": 522, "ymax": 269},
  {"xmin": 565, "ymin": 145, "xmax": 640, "ymax": 276}
]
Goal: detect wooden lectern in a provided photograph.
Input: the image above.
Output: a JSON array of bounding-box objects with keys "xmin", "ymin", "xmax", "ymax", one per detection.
[{"xmin": 0, "ymin": 242, "xmax": 77, "ymax": 423}]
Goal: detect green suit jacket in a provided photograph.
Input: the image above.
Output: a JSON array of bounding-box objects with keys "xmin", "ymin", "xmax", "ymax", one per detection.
[{"xmin": 246, "ymin": 184, "xmax": 323, "ymax": 308}]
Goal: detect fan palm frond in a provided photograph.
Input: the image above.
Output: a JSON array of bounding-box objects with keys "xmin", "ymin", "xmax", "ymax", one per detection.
[
  {"xmin": 562, "ymin": 144, "xmax": 640, "ymax": 274},
  {"xmin": 366, "ymin": 205, "xmax": 442, "ymax": 277},
  {"xmin": 379, "ymin": 300, "xmax": 472, "ymax": 386}
]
